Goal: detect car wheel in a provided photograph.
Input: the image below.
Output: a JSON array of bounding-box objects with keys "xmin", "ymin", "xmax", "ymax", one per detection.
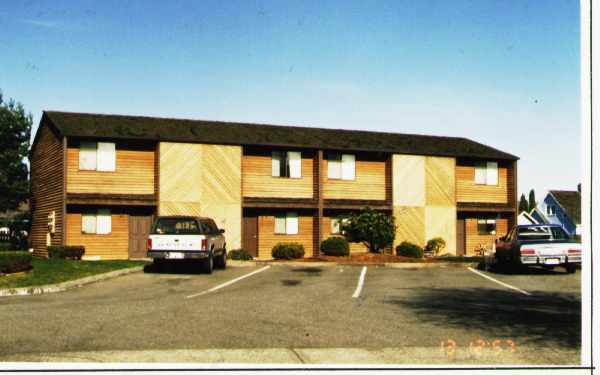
[
  {"xmin": 202, "ymin": 255, "xmax": 214, "ymax": 274},
  {"xmin": 565, "ymin": 264, "xmax": 577, "ymax": 274},
  {"xmin": 215, "ymin": 250, "xmax": 227, "ymax": 269}
]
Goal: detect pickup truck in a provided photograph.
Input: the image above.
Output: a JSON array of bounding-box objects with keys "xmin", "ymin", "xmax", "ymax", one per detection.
[
  {"xmin": 495, "ymin": 224, "xmax": 581, "ymax": 273},
  {"xmin": 147, "ymin": 216, "xmax": 227, "ymax": 274}
]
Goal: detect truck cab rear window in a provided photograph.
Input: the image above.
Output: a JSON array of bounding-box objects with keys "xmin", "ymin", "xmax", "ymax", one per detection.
[{"xmin": 152, "ymin": 218, "xmax": 202, "ymax": 235}]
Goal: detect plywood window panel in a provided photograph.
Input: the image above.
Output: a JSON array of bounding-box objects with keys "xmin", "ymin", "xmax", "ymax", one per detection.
[
  {"xmin": 475, "ymin": 162, "xmax": 486, "ymax": 185},
  {"xmin": 97, "ymin": 209, "xmax": 112, "ymax": 234},
  {"xmin": 79, "ymin": 142, "xmax": 97, "ymax": 170},
  {"xmin": 97, "ymin": 142, "xmax": 116, "ymax": 172},
  {"xmin": 486, "ymin": 162, "xmax": 498, "ymax": 185},
  {"xmin": 274, "ymin": 215, "xmax": 286, "ymax": 234},
  {"xmin": 327, "ymin": 153, "xmax": 342, "ymax": 179},
  {"xmin": 274, "ymin": 212, "xmax": 299, "ymax": 234},
  {"xmin": 341, "ymin": 154, "xmax": 356, "ymax": 180},
  {"xmin": 81, "ymin": 213, "xmax": 97, "ymax": 234},
  {"xmin": 286, "ymin": 212, "xmax": 299, "ymax": 234},
  {"xmin": 288, "ymin": 152, "xmax": 301, "ymax": 178}
]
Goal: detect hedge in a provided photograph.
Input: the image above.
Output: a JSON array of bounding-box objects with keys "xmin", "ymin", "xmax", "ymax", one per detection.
[
  {"xmin": 0, "ymin": 251, "xmax": 33, "ymax": 274},
  {"xmin": 227, "ymin": 249, "xmax": 253, "ymax": 261},
  {"xmin": 320, "ymin": 237, "xmax": 350, "ymax": 256},
  {"xmin": 395, "ymin": 241, "xmax": 424, "ymax": 258},
  {"xmin": 272, "ymin": 243, "xmax": 305, "ymax": 260},
  {"xmin": 47, "ymin": 246, "xmax": 85, "ymax": 260}
]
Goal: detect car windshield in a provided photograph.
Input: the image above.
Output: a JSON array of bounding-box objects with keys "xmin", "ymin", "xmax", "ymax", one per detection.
[
  {"xmin": 517, "ymin": 226, "xmax": 569, "ymax": 241},
  {"xmin": 152, "ymin": 218, "xmax": 202, "ymax": 235}
]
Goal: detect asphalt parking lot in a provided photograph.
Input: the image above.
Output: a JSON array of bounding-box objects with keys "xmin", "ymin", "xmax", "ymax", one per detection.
[{"xmin": 0, "ymin": 263, "xmax": 581, "ymax": 364}]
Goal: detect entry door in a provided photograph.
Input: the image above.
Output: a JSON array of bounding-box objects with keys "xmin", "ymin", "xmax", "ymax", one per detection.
[
  {"xmin": 456, "ymin": 219, "xmax": 466, "ymax": 256},
  {"xmin": 243, "ymin": 216, "xmax": 258, "ymax": 257},
  {"xmin": 129, "ymin": 215, "xmax": 153, "ymax": 259}
]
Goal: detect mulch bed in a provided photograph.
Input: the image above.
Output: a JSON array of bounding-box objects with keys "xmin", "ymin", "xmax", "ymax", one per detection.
[{"xmin": 270, "ymin": 252, "xmax": 473, "ymax": 264}]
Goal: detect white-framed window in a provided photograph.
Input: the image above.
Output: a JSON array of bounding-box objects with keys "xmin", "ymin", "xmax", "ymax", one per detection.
[
  {"xmin": 477, "ymin": 219, "xmax": 496, "ymax": 235},
  {"xmin": 327, "ymin": 152, "xmax": 355, "ymax": 180},
  {"xmin": 474, "ymin": 161, "xmax": 498, "ymax": 185},
  {"xmin": 274, "ymin": 212, "xmax": 299, "ymax": 235},
  {"xmin": 79, "ymin": 141, "xmax": 116, "ymax": 171},
  {"xmin": 81, "ymin": 209, "xmax": 112, "ymax": 234},
  {"xmin": 330, "ymin": 217, "xmax": 349, "ymax": 235},
  {"xmin": 546, "ymin": 205, "xmax": 556, "ymax": 216},
  {"xmin": 272, "ymin": 151, "xmax": 301, "ymax": 178}
]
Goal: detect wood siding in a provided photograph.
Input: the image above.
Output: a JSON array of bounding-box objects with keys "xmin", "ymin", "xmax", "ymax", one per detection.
[
  {"xmin": 159, "ymin": 142, "xmax": 242, "ymax": 249},
  {"xmin": 456, "ymin": 161, "xmax": 509, "ymax": 204},
  {"xmin": 257, "ymin": 215, "xmax": 313, "ymax": 259},
  {"xmin": 242, "ymin": 148, "xmax": 314, "ymax": 199},
  {"xmin": 66, "ymin": 141, "xmax": 155, "ymax": 195},
  {"xmin": 30, "ymin": 123, "xmax": 64, "ymax": 256},
  {"xmin": 322, "ymin": 155, "xmax": 386, "ymax": 201},
  {"xmin": 66, "ymin": 211, "xmax": 129, "ymax": 260},
  {"xmin": 321, "ymin": 217, "xmax": 368, "ymax": 253},
  {"xmin": 465, "ymin": 218, "xmax": 509, "ymax": 256}
]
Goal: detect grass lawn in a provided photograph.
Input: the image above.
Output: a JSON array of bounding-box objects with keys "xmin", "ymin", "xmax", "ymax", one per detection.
[{"xmin": 0, "ymin": 258, "xmax": 147, "ymax": 289}]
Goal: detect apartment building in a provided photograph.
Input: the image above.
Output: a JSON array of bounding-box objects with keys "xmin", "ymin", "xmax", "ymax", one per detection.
[{"xmin": 30, "ymin": 111, "xmax": 518, "ymax": 259}]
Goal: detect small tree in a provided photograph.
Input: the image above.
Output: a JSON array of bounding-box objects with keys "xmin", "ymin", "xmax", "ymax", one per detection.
[
  {"xmin": 341, "ymin": 207, "xmax": 396, "ymax": 253},
  {"xmin": 518, "ymin": 193, "xmax": 529, "ymax": 213},
  {"xmin": 0, "ymin": 91, "xmax": 32, "ymax": 212},
  {"xmin": 528, "ymin": 189, "xmax": 537, "ymax": 212}
]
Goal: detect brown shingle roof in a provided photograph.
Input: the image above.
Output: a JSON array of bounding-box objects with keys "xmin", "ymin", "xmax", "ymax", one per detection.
[
  {"xmin": 549, "ymin": 190, "xmax": 581, "ymax": 225},
  {"xmin": 40, "ymin": 111, "xmax": 518, "ymax": 160}
]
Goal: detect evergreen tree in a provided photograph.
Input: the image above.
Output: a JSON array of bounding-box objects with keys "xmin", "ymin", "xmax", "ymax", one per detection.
[
  {"xmin": 528, "ymin": 189, "xmax": 537, "ymax": 212},
  {"xmin": 518, "ymin": 194, "xmax": 529, "ymax": 213}
]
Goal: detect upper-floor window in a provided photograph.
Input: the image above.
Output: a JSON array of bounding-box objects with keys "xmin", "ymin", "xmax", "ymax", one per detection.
[
  {"xmin": 327, "ymin": 153, "xmax": 355, "ymax": 180},
  {"xmin": 82, "ymin": 209, "xmax": 112, "ymax": 234},
  {"xmin": 477, "ymin": 219, "xmax": 496, "ymax": 235},
  {"xmin": 272, "ymin": 151, "xmax": 301, "ymax": 178},
  {"xmin": 474, "ymin": 161, "xmax": 498, "ymax": 185},
  {"xmin": 546, "ymin": 205, "xmax": 556, "ymax": 216},
  {"xmin": 79, "ymin": 142, "xmax": 116, "ymax": 171},
  {"xmin": 274, "ymin": 212, "xmax": 299, "ymax": 235}
]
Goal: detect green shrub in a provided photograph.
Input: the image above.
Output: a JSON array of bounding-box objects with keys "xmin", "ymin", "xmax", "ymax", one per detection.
[
  {"xmin": 272, "ymin": 242, "xmax": 305, "ymax": 260},
  {"xmin": 227, "ymin": 249, "xmax": 253, "ymax": 261},
  {"xmin": 425, "ymin": 237, "xmax": 446, "ymax": 256},
  {"xmin": 47, "ymin": 246, "xmax": 85, "ymax": 260},
  {"xmin": 0, "ymin": 251, "xmax": 33, "ymax": 274},
  {"xmin": 320, "ymin": 237, "xmax": 350, "ymax": 256},
  {"xmin": 395, "ymin": 241, "xmax": 424, "ymax": 258},
  {"xmin": 341, "ymin": 208, "xmax": 396, "ymax": 253}
]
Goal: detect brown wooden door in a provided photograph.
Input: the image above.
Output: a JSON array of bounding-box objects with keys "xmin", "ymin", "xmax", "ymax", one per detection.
[
  {"xmin": 243, "ymin": 216, "xmax": 258, "ymax": 257},
  {"xmin": 129, "ymin": 215, "xmax": 153, "ymax": 259},
  {"xmin": 456, "ymin": 219, "xmax": 466, "ymax": 256}
]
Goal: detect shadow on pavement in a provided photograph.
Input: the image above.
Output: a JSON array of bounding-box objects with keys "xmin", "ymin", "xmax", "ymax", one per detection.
[
  {"xmin": 478, "ymin": 262, "xmax": 573, "ymax": 276},
  {"xmin": 383, "ymin": 287, "xmax": 581, "ymax": 348},
  {"xmin": 143, "ymin": 261, "xmax": 218, "ymax": 275},
  {"xmin": 291, "ymin": 267, "xmax": 323, "ymax": 275}
]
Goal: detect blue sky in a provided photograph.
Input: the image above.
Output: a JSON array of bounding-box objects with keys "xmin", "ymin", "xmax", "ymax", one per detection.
[{"xmin": 0, "ymin": 0, "xmax": 580, "ymax": 198}]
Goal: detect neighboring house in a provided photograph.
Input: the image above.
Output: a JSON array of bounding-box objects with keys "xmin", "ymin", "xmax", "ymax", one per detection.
[
  {"xmin": 517, "ymin": 211, "xmax": 538, "ymax": 225},
  {"xmin": 532, "ymin": 190, "xmax": 581, "ymax": 236},
  {"xmin": 29, "ymin": 111, "xmax": 519, "ymax": 259}
]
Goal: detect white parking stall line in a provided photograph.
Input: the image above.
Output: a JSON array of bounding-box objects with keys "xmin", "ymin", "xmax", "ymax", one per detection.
[
  {"xmin": 185, "ymin": 266, "xmax": 271, "ymax": 299},
  {"xmin": 352, "ymin": 266, "xmax": 368, "ymax": 298},
  {"xmin": 467, "ymin": 267, "xmax": 531, "ymax": 296}
]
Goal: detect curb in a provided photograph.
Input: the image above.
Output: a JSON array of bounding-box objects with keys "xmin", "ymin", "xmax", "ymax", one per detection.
[
  {"xmin": 247, "ymin": 260, "xmax": 480, "ymax": 268},
  {"xmin": 0, "ymin": 266, "xmax": 144, "ymax": 298}
]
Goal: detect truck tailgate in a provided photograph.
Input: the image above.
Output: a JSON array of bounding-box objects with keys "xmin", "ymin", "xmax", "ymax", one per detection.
[{"xmin": 149, "ymin": 235, "xmax": 205, "ymax": 251}]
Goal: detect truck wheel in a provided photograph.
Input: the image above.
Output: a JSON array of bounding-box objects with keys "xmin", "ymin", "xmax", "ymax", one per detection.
[
  {"xmin": 202, "ymin": 255, "xmax": 214, "ymax": 274},
  {"xmin": 565, "ymin": 264, "xmax": 577, "ymax": 274},
  {"xmin": 215, "ymin": 251, "xmax": 227, "ymax": 269}
]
